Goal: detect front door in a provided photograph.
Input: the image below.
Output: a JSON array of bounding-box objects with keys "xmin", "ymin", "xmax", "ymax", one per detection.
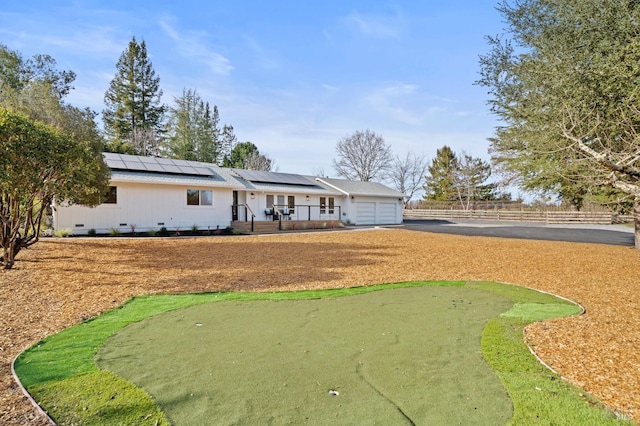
[{"xmin": 232, "ymin": 191, "xmax": 238, "ymax": 221}]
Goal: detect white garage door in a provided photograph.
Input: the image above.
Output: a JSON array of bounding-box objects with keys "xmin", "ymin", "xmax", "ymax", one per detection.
[
  {"xmin": 356, "ymin": 202, "xmax": 376, "ymax": 225},
  {"xmin": 377, "ymin": 202, "xmax": 397, "ymax": 224}
]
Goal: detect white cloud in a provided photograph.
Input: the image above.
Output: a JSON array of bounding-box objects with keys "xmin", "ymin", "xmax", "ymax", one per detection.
[
  {"xmin": 363, "ymin": 82, "xmax": 438, "ymax": 125},
  {"xmin": 157, "ymin": 19, "xmax": 233, "ymax": 75},
  {"xmin": 343, "ymin": 10, "xmax": 405, "ymax": 39},
  {"xmin": 243, "ymin": 35, "xmax": 281, "ymax": 70},
  {"xmin": 158, "ymin": 20, "xmax": 180, "ymax": 41}
]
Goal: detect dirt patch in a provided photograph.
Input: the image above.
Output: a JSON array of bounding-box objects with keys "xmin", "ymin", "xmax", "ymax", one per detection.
[{"xmin": 1, "ymin": 229, "xmax": 639, "ymax": 424}]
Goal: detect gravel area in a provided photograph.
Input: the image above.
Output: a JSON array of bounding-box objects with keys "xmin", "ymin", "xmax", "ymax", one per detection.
[{"xmin": 1, "ymin": 228, "xmax": 639, "ymax": 424}]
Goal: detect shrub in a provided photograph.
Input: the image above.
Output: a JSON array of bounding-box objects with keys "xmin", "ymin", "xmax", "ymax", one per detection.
[
  {"xmin": 109, "ymin": 228, "xmax": 121, "ymax": 236},
  {"xmin": 53, "ymin": 228, "xmax": 72, "ymax": 238},
  {"xmin": 87, "ymin": 229, "xmax": 97, "ymax": 237},
  {"xmin": 158, "ymin": 227, "xmax": 168, "ymax": 236},
  {"xmin": 225, "ymin": 226, "xmax": 241, "ymax": 235},
  {"xmin": 191, "ymin": 224, "xmax": 199, "ymax": 232},
  {"xmin": 147, "ymin": 229, "xmax": 157, "ymax": 236}
]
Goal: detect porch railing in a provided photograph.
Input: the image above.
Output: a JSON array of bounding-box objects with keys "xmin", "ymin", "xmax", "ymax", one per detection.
[
  {"xmin": 235, "ymin": 204, "xmax": 342, "ymax": 223},
  {"xmin": 232, "ymin": 204, "xmax": 256, "ymax": 232}
]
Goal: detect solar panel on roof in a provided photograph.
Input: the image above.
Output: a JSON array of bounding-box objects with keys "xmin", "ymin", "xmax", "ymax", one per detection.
[
  {"xmin": 123, "ymin": 161, "xmax": 146, "ymax": 171},
  {"xmin": 162, "ymin": 164, "xmax": 182, "ymax": 174},
  {"xmin": 155, "ymin": 157, "xmax": 174, "ymax": 164},
  {"xmin": 143, "ymin": 163, "xmax": 165, "ymax": 172},
  {"xmin": 119, "ymin": 154, "xmax": 141, "ymax": 162},
  {"xmin": 234, "ymin": 169, "xmax": 316, "ymax": 186},
  {"xmin": 106, "ymin": 159, "xmax": 126, "ymax": 169},
  {"xmin": 102, "ymin": 153, "xmax": 217, "ymax": 177},
  {"xmin": 193, "ymin": 167, "xmax": 213, "ymax": 175},
  {"xmin": 177, "ymin": 166, "xmax": 197, "ymax": 174}
]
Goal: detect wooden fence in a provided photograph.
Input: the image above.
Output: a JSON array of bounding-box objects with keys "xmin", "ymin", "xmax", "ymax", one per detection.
[{"xmin": 403, "ymin": 209, "xmax": 634, "ymax": 225}]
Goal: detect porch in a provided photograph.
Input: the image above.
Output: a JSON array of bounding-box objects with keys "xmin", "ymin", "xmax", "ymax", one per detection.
[{"xmin": 231, "ymin": 203, "xmax": 345, "ymax": 234}]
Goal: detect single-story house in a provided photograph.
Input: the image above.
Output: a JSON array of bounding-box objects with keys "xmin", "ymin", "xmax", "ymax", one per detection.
[{"xmin": 52, "ymin": 153, "xmax": 405, "ymax": 235}]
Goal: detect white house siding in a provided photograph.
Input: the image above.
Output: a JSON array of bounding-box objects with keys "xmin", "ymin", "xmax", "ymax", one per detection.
[{"xmin": 54, "ymin": 181, "xmax": 233, "ymax": 235}]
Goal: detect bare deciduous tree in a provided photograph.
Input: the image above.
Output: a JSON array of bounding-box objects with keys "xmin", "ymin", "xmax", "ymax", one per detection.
[
  {"xmin": 388, "ymin": 152, "xmax": 428, "ymax": 206},
  {"xmin": 243, "ymin": 150, "xmax": 275, "ymax": 171},
  {"xmin": 452, "ymin": 151, "xmax": 494, "ymax": 210},
  {"xmin": 129, "ymin": 127, "xmax": 161, "ymax": 157},
  {"xmin": 333, "ymin": 129, "xmax": 392, "ymax": 182}
]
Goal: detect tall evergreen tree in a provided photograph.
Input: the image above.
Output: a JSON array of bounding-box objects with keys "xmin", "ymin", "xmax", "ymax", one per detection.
[
  {"xmin": 423, "ymin": 146, "xmax": 458, "ymax": 201},
  {"xmin": 103, "ymin": 37, "xmax": 165, "ymax": 154},
  {"xmin": 164, "ymin": 88, "xmax": 221, "ymax": 163},
  {"xmin": 218, "ymin": 124, "xmax": 237, "ymax": 164},
  {"xmin": 196, "ymin": 103, "xmax": 220, "ymax": 164},
  {"xmin": 164, "ymin": 88, "xmax": 198, "ymax": 161}
]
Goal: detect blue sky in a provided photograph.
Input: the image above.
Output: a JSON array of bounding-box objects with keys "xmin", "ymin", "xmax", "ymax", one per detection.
[{"xmin": 1, "ymin": 1, "xmax": 505, "ymax": 181}]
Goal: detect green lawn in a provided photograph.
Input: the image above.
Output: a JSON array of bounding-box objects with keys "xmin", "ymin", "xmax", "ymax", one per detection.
[{"xmin": 14, "ymin": 281, "xmax": 631, "ymax": 425}]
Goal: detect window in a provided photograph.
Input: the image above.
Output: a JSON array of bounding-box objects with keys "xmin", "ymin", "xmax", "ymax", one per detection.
[
  {"xmin": 104, "ymin": 186, "xmax": 117, "ymax": 204},
  {"xmin": 287, "ymin": 196, "xmax": 295, "ymax": 214},
  {"xmin": 320, "ymin": 197, "xmax": 335, "ymax": 215},
  {"xmin": 187, "ymin": 189, "xmax": 213, "ymax": 206},
  {"xmin": 201, "ymin": 190, "xmax": 213, "ymax": 205}
]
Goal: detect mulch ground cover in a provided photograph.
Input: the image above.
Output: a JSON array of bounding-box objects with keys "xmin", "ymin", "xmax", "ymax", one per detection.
[{"xmin": 1, "ymin": 228, "xmax": 639, "ymax": 424}]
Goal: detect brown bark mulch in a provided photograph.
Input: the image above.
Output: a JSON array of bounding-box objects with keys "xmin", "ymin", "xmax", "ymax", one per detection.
[{"xmin": 1, "ymin": 228, "xmax": 639, "ymax": 424}]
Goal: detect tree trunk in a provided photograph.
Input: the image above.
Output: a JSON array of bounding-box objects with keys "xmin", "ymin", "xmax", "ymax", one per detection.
[{"xmin": 635, "ymin": 198, "xmax": 640, "ymax": 250}]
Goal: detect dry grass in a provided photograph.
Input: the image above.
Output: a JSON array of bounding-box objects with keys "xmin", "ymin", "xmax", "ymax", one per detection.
[{"xmin": 1, "ymin": 228, "xmax": 639, "ymax": 424}]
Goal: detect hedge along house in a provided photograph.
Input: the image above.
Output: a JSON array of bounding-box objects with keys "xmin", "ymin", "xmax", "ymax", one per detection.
[{"xmin": 52, "ymin": 153, "xmax": 405, "ymax": 235}]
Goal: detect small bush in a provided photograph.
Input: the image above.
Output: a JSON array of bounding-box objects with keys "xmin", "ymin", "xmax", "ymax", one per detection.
[
  {"xmin": 191, "ymin": 224, "xmax": 199, "ymax": 232},
  {"xmin": 158, "ymin": 227, "xmax": 168, "ymax": 236},
  {"xmin": 87, "ymin": 229, "xmax": 97, "ymax": 237},
  {"xmin": 147, "ymin": 229, "xmax": 157, "ymax": 236},
  {"xmin": 225, "ymin": 226, "xmax": 241, "ymax": 235},
  {"xmin": 53, "ymin": 228, "xmax": 72, "ymax": 238},
  {"xmin": 109, "ymin": 228, "xmax": 121, "ymax": 236}
]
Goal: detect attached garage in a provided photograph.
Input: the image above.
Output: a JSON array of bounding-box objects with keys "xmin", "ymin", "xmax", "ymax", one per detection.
[{"xmin": 315, "ymin": 178, "xmax": 405, "ymax": 226}]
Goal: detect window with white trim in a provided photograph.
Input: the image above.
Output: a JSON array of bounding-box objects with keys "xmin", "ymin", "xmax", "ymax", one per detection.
[
  {"xmin": 187, "ymin": 189, "xmax": 213, "ymax": 206},
  {"xmin": 103, "ymin": 186, "xmax": 117, "ymax": 204},
  {"xmin": 320, "ymin": 197, "xmax": 334, "ymax": 214}
]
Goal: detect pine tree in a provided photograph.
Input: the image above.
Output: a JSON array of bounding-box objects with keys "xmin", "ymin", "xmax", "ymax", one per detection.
[
  {"xmin": 164, "ymin": 88, "xmax": 222, "ymax": 163},
  {"xmin": 164, "ymin": 88, "xmax": 198, "ymax": 160},
  {"xmin": 103, "ymin": 37, "xmax": 165, "ymax": 154},
  {"xmin": 423, "ymin": 146, "xmax": 458, "ymax": 201},
  {"xmin": 218, "ymin": 124, "xmax": 237, "ymax": 164},
  {"xmin": 196, "ymin": 102, "xmax": 220, "ymax": 164}
]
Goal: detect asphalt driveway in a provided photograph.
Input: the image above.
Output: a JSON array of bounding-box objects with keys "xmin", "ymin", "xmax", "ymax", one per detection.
[{"xmin": 402, "ymin": 219, "xmax": 636, "ymax": 247}]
